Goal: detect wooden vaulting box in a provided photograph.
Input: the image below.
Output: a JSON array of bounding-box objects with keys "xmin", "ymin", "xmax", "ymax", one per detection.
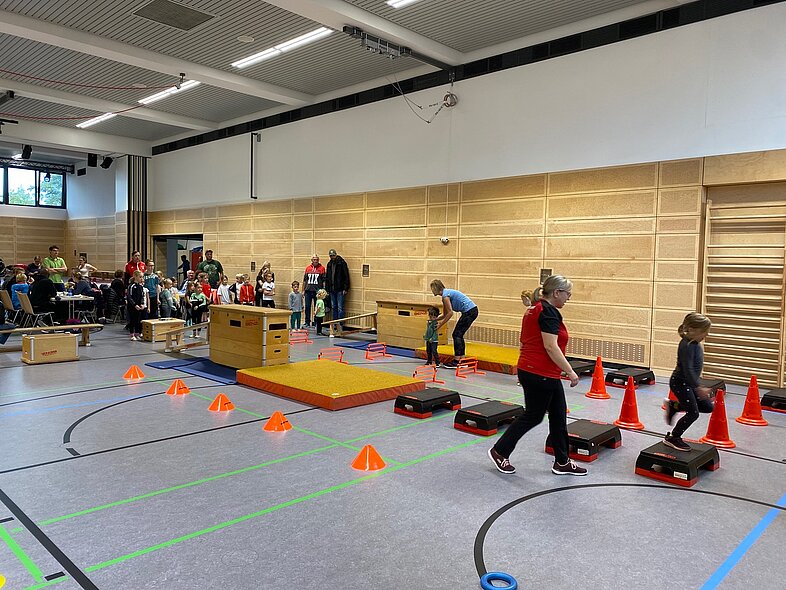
[
  {"xmin": 376, "ymin": 300, "xmax": 447, "ymax": 350},
  {"xmin": 141, "ymin": 318, "xmax": 186, "ymax": 342},
  {"xmin": 209, "ymin": 304, "xmax": 291, "ymax": 369},
  {"xmin": 21, "ymin": 333, "xmax": 79, "ymax": 365}
]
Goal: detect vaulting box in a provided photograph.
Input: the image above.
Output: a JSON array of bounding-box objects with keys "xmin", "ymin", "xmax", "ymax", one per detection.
[
  {"xmin": 376, "ymin": 300, "xmax": 447, "ymax": 350},
  {"xmin": 21, "ymin": 333, "xmax": 79, "ymax": 365},
  {"xmin": 142, "ymin": 318, "xmax": 185, "ymax": 342},
  {"xmin": 209, "ymin": 304, "xmax": 291, "ymax": 369}
]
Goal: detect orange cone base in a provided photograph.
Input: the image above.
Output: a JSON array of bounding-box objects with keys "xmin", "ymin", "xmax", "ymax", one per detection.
[
  {"xmin": 699, "ymin": 435, "xmax": 737, "ymax": 449},
  {"xmin": 263, "ymin": 411, "xmax": 292, "ymax": 432},
  {"xmin": 208, "ymin": 393, "xmax": 234, "ymax": 412},
  {"xmin": 586, "ymin": 391, "xmax": 611, "ymax": 400},
  {"xmin": 123, "ymin": 365, "xmax": 145, "ymax": 379},
  {"xmin": 351, "ymin": 444, "xmax": 386, "ymax": 471},
  {"xmin": 613, "ymin": 419, "xmax": 644, "ymax": 430},
  {"xmin": 735, "ymin": 416, "xmax": 768, "ymax": 427}
]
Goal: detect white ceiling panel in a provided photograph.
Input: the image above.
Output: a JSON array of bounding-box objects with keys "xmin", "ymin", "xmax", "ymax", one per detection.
[
  {"xmin": 144, "ymin": 84, "xmax": 279, "ymax": 122},
  {"xmin": 347, "ymin": 0, "xmax": 653, "ymax": 53}
]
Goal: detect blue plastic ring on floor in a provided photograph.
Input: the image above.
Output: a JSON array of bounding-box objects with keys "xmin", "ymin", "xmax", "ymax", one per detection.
[{"xmin": 480, "ymin": 571, "xmax": 518, "ymax": 590}]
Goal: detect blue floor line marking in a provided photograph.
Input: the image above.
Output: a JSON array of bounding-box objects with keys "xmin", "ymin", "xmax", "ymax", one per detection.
[{"xmin": 700, "ymin": 492, "xmax": 786, "ymax": 589}]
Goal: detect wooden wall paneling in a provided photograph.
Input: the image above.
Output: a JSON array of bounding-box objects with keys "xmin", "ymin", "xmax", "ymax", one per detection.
[
  {"xmin": 547, "ymin": 190, "xmax": 657, "ymax": 219},
  {"xmin": 548, "ymin": 163, "xmax": 658, "ymax": 195},
  {"xmin": 547, "ymin": 218, "xmax": 655, "ymax": 235},
  {"xmin": 659, "ymin": 158, "xmax": 703, "ymax": 187},
  {"xmin": 253, "ymin": 199, "xmax": 293, "ymax": 216},
  {"xmin": 658, "ymin": 187, "xmax": 703, "ymax": 216},
  {"xmin": 460, "ymin": 198, "xmax": 545, "ymax": 224},
  {"xmin": 546, "ymin": 235, "xmax": 655, "ymax": 260},
  {"xmin": 459, "ymin": 221, "xmax": 543, "ymax": 237},
  {"xmin": 544, "ymin": 260, "xmax": 654, "ymax": 282},
  {"xmin": 704, "ymin": 149, "xmax": 786, "ymax": 186},
  {"xmin": 366, "ymin": 187, "xmax": 427, "ymax": 208},
  {"xmin": 461, "ymin": 174, "xmax": 546, "ymax": 201},
  {"xmin": 313, "ymin": 193, "xmax": 365, "ymax": 212},
  {"xmin": 460, "ymin": 237, "xmax": 544, "ymax": 258}
]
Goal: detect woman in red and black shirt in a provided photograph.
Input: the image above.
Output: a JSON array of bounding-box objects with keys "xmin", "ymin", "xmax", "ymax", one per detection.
[{"xmin": 488, "ymin": 275, "xmax": 587, "ymax": 476}]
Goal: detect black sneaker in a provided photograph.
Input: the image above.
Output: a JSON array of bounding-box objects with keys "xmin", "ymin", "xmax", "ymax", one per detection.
[
  {"xmin": 441, "ymin": 361, "xmax": 457, "ymax": 369},
  {"xmin": 663, "ymin": 433, "xmax": 691, "ymax": 452},
  {"xmin": 488, "ymin": 448, "xmax": 516, "ymax": 474},
  {"xmin": 664, "ymin": 399, "xmax": 678, "ymax": 426},
  {"xmin": 552, "ymin": 459, "xmax": 588, "ymax": 476}
]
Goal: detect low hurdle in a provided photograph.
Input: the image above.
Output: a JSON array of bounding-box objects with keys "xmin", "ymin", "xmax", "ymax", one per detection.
[
  {"xmin": 413, "ymin": 365, "xmax": 445, "ymax": 385},
  {"xmin": 322, "ymin": 311, "xmax": 378, "ymax": 337},
  {"xmin": 456, "ymin": 357, "xmax": 485, "ymax": 379},
  {"xmin": 289, "ymin": 329, "xmax": 313, "ymax": 344},
  {"xmin": 318, "ymin": 347, "xmax": 347, "ymax": 363},
  {"xmin": 366, "ymin": 342, "xmax": 392, "ymax": 361}
]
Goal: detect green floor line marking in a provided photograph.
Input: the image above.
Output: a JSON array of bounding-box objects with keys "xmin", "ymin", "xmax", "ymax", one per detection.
[
  {"xmin": 0, "ymin": 522, "xmax": 44, "ymax": 583},
  {"xmin": 342, "ymin": 414, "xmax": 451, "ymax": 444},
  {"xmin": 0, "ymin": 376, "xmax": 177, "ymax": 401},
  {"xmin": 186, "ymin": 392, "xmax": 267, "ymax": 419},
  {"xmin": 82, "ymin": 436, "xmax": 489, "ymax": 575},
  {"xmin": 13, "ymin": 444, "xmax": 338, "ymax": 532}
]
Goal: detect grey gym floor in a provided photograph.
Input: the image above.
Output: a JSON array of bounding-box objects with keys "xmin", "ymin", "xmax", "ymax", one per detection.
[{"xmin": 0, "ymin": 325, "xmax": 784, "ymax": 590}]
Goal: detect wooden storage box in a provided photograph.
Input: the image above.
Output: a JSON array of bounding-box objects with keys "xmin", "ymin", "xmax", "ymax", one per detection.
[
  {"xmin": 22, "ymin": 333, "xmax": 79, "ymax": 365},
  {"xmin": 142, "ymin": 318, "xmax": 186, "ymax": 342},
  {"xmin": 376, "ymin": 300, "xmax": 448, "ymax": 350},
  {"xmin": 209, "ymin": 305, "xmax": 291, "ymax": 369}
]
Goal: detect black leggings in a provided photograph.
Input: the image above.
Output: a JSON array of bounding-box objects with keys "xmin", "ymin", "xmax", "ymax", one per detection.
[
  {"xmin": 452, "ymin": 306, "xmax": 478, "ymax": 357},
  {"xmin": 493, "ymin": 369, "xmax": 569, "ymax": 464},
  {"xmin": 670, "ymin": 376, "xmax": 714, "ymax": 438},
  {"xmin": 426, "ymin": 341, "xmax": 439, "ymax": 364}
]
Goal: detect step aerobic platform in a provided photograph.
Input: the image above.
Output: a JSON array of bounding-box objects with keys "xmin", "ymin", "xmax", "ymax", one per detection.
[
  {"xmin": 761, "ymin": 388, "xmax": 786, "ymax": 413},
  {"xmin": 699, "ymin": 377, "xmax": 726, "ymax": 395},
  {"xmin": 393, "ymin": 387, "xmax": 461, "ymax": 419},
  {"xmin": 605, "ymin": 366, "xmax": 656, "ymax": 387},
  {"xmin": 237, "ymin": 360, "xmax": 424, "ymax": 411},
  {"xmin": 545, "ymin": 419, "xmax": 622, "ymax": 462},
  {"xmin": 635, "ymin": 441, "xmax": 719, "ymax": 487},
  {"xmin": 453, "ymin": 400, "xmax": 524, "ymax": 436},
  {"xmin": 569, "ymin": 359, "xmax": 596, "ymax": 376},
  {"xmin": 415, "ymin": 342, "xmax": 518, "ymax": 375}
]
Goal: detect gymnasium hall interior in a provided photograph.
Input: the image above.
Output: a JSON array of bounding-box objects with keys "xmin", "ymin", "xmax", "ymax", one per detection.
[{"xmin": 0, "ymin": 1, "xmax": 785, "ymax": 588}]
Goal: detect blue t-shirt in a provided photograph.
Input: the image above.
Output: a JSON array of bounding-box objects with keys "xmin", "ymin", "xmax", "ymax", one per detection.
[
  {"xmin": 443, "ymin": 288, "xmax": 475, "ymax": 313},
  {"xmin": 11, "ymin": 283, "xmax": 29, "ymax": 309}
]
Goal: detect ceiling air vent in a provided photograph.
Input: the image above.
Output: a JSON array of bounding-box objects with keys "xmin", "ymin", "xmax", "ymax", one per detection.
[{"xmin": 133, "ymin": 0, "xmax": 215, "ymax": 31}]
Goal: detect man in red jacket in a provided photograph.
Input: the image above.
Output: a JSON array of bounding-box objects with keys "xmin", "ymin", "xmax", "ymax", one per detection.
[{"xmin": 302, "ymin": 254, "xmax": 325, "ymax": 328}]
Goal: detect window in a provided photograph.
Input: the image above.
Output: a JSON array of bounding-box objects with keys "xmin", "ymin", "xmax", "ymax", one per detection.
[{"xmin": 1, "ymin": 165, "xmax": 66, "ymax": 208}]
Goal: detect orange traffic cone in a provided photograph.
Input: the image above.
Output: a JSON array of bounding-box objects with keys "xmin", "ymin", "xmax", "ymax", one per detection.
[
  {"xmin": 208, "ymin": 393, "xmax": 234, "ymax": 412},
  {"xmin": 123, "ymin": 365, "xmax": 145, "ymax": 379},
  {"xmin": 166, "ymin": 379, "xmax": 190, "ymax": 395},
  {"xmin": 736, "ymin": 375, "xmax": 768, "ymax": 427},
  {"xmin": 613, "ymin": 376, "xmax": 644, "ymax": 430},
  {"xmin": 263, "ymin": 411, "xmax": 292, "ymax": 432},
  {"xmin": 661, "ymin": 390, "xmax": 678, "ymax": 410},
  {"xmin": 700, "ymin": 390, "xmax": 736, "ymax": 448},
  {"xmin": 585, "ymin": 357, "xmax": 611, "ymax": 399},
  {"xmin": 351, "ymin": 444, "xmax": 386, "ymax": 471}
]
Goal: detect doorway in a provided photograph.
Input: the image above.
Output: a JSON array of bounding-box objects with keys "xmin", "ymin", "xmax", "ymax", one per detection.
[{"xmin": 151, "ymin": 235, "xmax": 203, "ymax": 284}]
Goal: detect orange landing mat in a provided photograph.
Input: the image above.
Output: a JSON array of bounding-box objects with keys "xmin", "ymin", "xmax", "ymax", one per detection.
[
  {"xmin": 237, "ymin": 359, "xmax": 425, "ymax": 411},
  {"xmin": 415, "ymin": 343, "xmax": 519, "ymax": 375}
]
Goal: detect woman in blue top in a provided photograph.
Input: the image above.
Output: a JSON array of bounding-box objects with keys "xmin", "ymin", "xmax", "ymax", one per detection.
[{"xmin": 430, "ymin": 279, "xmax": 479, "ymax": 369}]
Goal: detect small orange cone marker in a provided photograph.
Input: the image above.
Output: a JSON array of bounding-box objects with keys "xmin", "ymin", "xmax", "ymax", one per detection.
[
  {"xmin": 123, "ymin": 365, "xmax": 145, "ymax": 379},
  {"xmin": 700, "ymin": 390, "xmax": 736, "ymax": 448},
  {"xmin": 166, "ymin": 379, "xmax": 190, "ymax": 395},
  {"xmin": 351, "ymin": 444, "xmax": 386, "ymax": 471},
  {"xmin": 585, "ymin": 357, "xmax": 611, "ymax": 399},
  {"xmin": 736, "ymin": 375, "xmax": 768, "ymax": 427},
  {"xmin": 208, "ymin": 393, "xmax": 234, "ymax": 412},
  {"xmin": 263, "ymin": 411, "xmax": 292, "ymax": 432},
  {"xmin": 613, "ymin": 376, "xmax": 645, "ymax": 430}
]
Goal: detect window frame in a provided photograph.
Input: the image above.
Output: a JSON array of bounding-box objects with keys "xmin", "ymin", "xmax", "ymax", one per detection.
[{"xmin": 0, "ymin": 164, "xmax": 67, "ymax": 209}]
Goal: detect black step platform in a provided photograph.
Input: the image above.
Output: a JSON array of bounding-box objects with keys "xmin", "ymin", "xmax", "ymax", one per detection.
[
  {"xmin": 564, "ymin": 359, "xmax": 595, "ymax": 379},
  {"xmin": 545, "ymin": 419, "xmax": 622, "ymax": 462},
  {"xmin": 394, "ymin": 387, "xmax": 461, "ymax": 419},
  {"xmin": 605, "ymin": 367, "xmax": 656, "ymax": 387},
  {"xmin": 761, "ymin": 388, "xmax": 786, "ymax": 413},
  {"xmin": 453, "ymin": 400, "xmax": 524, "ymax": 436},
  {"xmin": 699, "ymin": 378, "xmax": 726, "ymax": 395},
  {"xmin": 635, "ymin": 441, "xmax": 719, "ymax": 487}
]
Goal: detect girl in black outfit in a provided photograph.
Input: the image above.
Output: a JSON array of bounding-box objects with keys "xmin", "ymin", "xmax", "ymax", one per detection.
[
  {"xmin": 127, "ymin": 270, "xmax": 145, "ymax": 341},
  {"xmin": 663, "ymin": 312, "xmax": 713, "ymax": 451}
]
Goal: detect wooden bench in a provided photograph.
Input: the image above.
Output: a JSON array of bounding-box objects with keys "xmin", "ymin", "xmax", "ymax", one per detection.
[
  {"xmin": 0, "ymin": 324, "xmax": 104, "ymax": 348},
  {"xmin": 162, "ymin": 321, "xmax": 210, "ymax": 353},
  {"xmin": 322, "ymin": 312, "xmax": 377, "ymax": 337}
]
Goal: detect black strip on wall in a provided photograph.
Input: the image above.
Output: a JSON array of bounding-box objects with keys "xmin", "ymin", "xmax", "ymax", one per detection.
[{"xmin": 153, "ymin": 0, "xmax": 784, "ymax": 156}]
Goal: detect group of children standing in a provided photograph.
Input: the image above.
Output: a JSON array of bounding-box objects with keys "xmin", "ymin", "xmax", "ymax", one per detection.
[{"xmin": 287, "ymin": 281, "xmax": 329, "ymax": 335}]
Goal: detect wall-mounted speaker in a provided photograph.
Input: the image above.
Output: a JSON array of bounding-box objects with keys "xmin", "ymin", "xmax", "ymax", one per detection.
[{"xmin": 87, "ymin": 153, "xmax": 97, "ymax": 167}]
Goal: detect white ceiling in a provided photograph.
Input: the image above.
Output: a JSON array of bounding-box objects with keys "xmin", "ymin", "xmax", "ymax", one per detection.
[{"xmin": 0, "ymin": 0, "xmax": 671, "ymax": 150}]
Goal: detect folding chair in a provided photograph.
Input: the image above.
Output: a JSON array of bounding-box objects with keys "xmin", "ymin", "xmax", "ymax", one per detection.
[
  {"xmin": 0, "ymin": 290, "xmax": 21, "ymax": 325},
  {"xmin": 17, "ymin": 292, "xmax": 54, "ymax": 327}
]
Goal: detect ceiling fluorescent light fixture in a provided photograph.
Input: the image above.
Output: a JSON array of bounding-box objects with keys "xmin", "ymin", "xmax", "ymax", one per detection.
[
  {"xmin": 76, "ymin": 112, "xmax": 117, "ymax": 129},
  {"xmin": 231, "ymin": 27, "xmax": 332, "ymax": 69},
  {"xmin": 138, "ymin": 80, "xmax": 201, "ymax": 104},
  {"xmin": 386, "ymin": 0, "xmax": 422, "ymax": 7}
]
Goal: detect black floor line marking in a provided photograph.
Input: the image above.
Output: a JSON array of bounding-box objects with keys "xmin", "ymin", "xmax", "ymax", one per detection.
[
  {"xmin": 0, "ymin": 487, "xmax": 99, "ymax": 589},
  {"xmin": 0, "ymin": 516, "xmax": 14, "ymax": 523},
  {"xmin": 65, "ymin": 447, "xmax": 80, "ymax": 457},
  {"xmin": 0, "ymin": 407, "xmax": 318, "ymax": 475},
  {"xmin": 474, "ymin": 483, "xmax": 786, "ymax": 579},
  {"xmin": 44, "ymin": 572, "xmax": 66, "ymax": 581}
]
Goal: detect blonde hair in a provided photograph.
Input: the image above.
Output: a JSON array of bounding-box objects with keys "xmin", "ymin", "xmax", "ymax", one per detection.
[
  {"xmin": 521, "ymin": 289, "xmax": 533, "ymax": 306},
  {"xmin": 316, "ymin": 289, "xmax": 328, "ymax": 299},
  {"xmin": 535, "ymin": 275, "xmax": 572, "ymax": 301},
  {"xmin": 430, "ymin": 279, "xmax": 445, "ymax": 295},
  {"xmin": 678, "ymin": 312, "xmax": 711, "ymax": 339},
  {"xmin": 132, "ymin": 270, "xmax": 143, "ymax": 280}
]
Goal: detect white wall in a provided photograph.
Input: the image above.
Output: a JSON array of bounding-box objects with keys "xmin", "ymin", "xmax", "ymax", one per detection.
[
  {"xmin": 149, "ymin": 3, "xmax": 786, "ymax": 209},
  {"xmin": 115, "ymin": 156, "xmax": 128, "ymax": 214},
  {"xmin": 66, "ymin": 166, "xmax": 117, "ymax": 219},
  {"xmin": 0, "ymin": 204, "xmax": 66, "ymax": 220}
]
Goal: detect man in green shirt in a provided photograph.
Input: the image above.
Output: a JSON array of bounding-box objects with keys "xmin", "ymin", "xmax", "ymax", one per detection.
[
  {"xmin": 196, "ymin": 249, "xmax": 224, "ymax": 289},
  {"xmin": 43, "ymin": 245, "xmax": 68, "ymax": 289}
]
